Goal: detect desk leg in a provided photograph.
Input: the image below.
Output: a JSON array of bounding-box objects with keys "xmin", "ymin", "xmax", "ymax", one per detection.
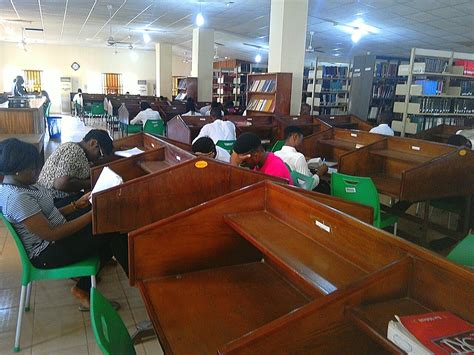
[
  {"xmin": 131, "ymin": 320, "xmax": 156, "ymax": 344},
  {"xmin": 421, "ymin": 200, "xmax": 430, "ymax": 247}
]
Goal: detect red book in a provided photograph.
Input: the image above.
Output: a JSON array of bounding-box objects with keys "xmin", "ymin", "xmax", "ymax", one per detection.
[{"xmin": 399, "ymin": 312, "xmax": 474, "ymax": 354}]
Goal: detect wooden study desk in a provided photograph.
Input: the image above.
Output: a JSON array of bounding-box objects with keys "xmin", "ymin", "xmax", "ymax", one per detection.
[
  {"xmin": 274, "ymin": 115, "xmax": 330, "ymax": 139},
  {"xmin": 301, "ymin": 127, "xmax": 384, "ymax": 163},
  {"xmin": 316, "ymin": 114, "xmax": 373, "ymax": 131},
  {"xmin": 129, "ymin": 181, "xmax": 473, "ymax": 354},
  {"xmin": 414, "ymin": 124, "xmax": 465, "ymax": 144},
  {"xmin": 0, "ymin": 98, "xmax": 46, "ymax": 134},
  {"xmin": 228, "ymin": 115, "xmax": 278, "ymax": 145},
  {"xmin": 166, "ymin": 115, "xmax": 213, "ymax": 145}
]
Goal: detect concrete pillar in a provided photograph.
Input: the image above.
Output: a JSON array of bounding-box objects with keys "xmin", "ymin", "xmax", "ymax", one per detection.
[
  {"xmin": 155, "ymin": 43, "xmax": 172, "ymax": 98},
  {"xmin": 191, "ymin": 27, "xmax": 214, "ymax": 102},
  {"xmin": 268, "ymin": 0, "xmax": 308, "ymax": 115}
]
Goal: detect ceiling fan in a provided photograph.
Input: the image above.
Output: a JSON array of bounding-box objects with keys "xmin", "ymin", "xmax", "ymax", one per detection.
[
  {"xmin": 105, "ymin": 5, "xmax": 130, "ymax": 46},
  {"xmin": 305, "ymin": 31, "xmax": 324, "ymax": 53}
]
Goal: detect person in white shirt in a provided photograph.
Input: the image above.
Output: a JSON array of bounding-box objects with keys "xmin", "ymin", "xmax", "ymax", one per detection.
[
  {"xmin": 129, "ymin": 101, "xmax": 162, "ymax": 126},
  {"xmin": 192, "ymin": 136, "xmax": 231, "ymax": 163},
  {"xmin": 192, "ymin": 107, "xmax": 236, "ymax": 144},
  {"xmin": 274, "ymin": 126, "xmax": 328, "ymax": 190},
  {"xmin": 72, "ymin": 89, "xmax": 84, "ymax": 116},
  {"xmin": 369, "ymin": 116, "xmax": 394, "ymax": 136},
  {"xmin": 183, "ymin": 97, "xmax": 201, "ymax": 116}
]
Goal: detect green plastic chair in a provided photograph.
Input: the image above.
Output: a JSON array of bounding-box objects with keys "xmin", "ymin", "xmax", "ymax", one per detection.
[
  {"xmin": 0, "ymin": 214, "xmax": 100, "ymax": 352},
  {"xmin": 447, "ymin": 234, "xmax": 474, "ymax": 268},
  {"xmin": 330, "ymin": 172, "xmax": 399, "ymax": 234},
  {"xmin": 143, "ymin": 119, "xmax": 165, "ymax": 135},
  {"xmin": 216, "ymin": 140, "xmax": 236, "ymax": 153},
  {"xmin": 120, "ymin": 122, "xmax": 143, "ymax": 136},
  {"xmin": 290, "ymin": 170, "xmax": 317, "ymax": 190},
  {"xmin": 90, "ymin": 287, "xmax": 136, "ymax": 355},
  {"xmin": 270, "ymin": 140, "xmax": 285, "ymax": 152}
]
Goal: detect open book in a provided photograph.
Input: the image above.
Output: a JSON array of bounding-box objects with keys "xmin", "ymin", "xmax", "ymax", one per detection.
[
  {"xmin": 89, "ymin": 167, "xmax": 123, "ymax": 202},
  {"xmin": 114, "ymin": 147, "xmax": 144, "ymax": 158}
]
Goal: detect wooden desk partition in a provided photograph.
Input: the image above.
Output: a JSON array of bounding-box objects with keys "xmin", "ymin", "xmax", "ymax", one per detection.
[
  {"xmin": 129, "ymin": 181, "xmax": 473, "ymax": 354},
  {"xmin": 0, "ymin": 99, "xmax": 45, "ymax": 134},
  {"xmin": 302, "ymin": 128, "xmax": 384, "ymax": 162},
  {"xmin": 339, "ymin": 136, "xmax": 474, "ymax": 201},
  {"xmin": 274, "ymin": 115, "xmax": 330, "ymax": 139},
  {"xmin": 317, "ymin": 114, "xmax": 373, "ymax": 131},
  {"xmin": 414, "ymin": 124, "xmax": 464, "ymax": 144},
  {"xmin": 166, "ymin": 115, "xmax": 213, "ymax": 145},
  {"xmin": 227, "ymin": 115, "xmax": 278, "ymax": 145}
]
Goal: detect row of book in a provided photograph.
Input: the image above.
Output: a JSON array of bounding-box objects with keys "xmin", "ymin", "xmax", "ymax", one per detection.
[
  {"xmin": 453, "ymin": 99, "xmax": 474, "ymax": 113},
  {"xmin": 419, "ymin": 97, "xmax": 474, "ymax": 114},
  {"xmin": 177, "ymin": 80, "xmax": 187, "ymax": 90},
  {"xmin": 318, "ymin": 94, "xmax": 346, "ymax": 107},
  {"xmin": 248, "ymin": 79, "xmax": 276, "ymax": 93},
  {"xmin": 454, "ymin": 60, "xmax": 474, "ymax": 76},
  {"xmin": 246, "ymin": 98, "xmax": 275, "ymax": 112},
  {"xmin": 415, "ymin": 79, "xmax": 444, "ymax": 95},
  {"xmin": 320, "ymin": 66, "xmax": 348, "ymax": 78},
  {"xmin": 320, "ymin": 80, "xmax": 344, "ymax": 91},
  {"xmin": 460, "ymin": 81, "xmax": 474, "ymax": 96},
  {"xmin": 375, "ymin": 62, "xmax": 399, "ymax": 78},
  {"xmin": 419, "ymin": 58, "xmax": 449, "ymax": 73},
  {"xmin": 175, "ymin": 92, "xmax": 187, "ymax": 101},
  {"xmin": 372, "ymin": 84, "xmax": 395, "ymax": 99}
]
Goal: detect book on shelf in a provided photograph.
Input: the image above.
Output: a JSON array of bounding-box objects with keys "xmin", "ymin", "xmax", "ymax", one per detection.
[
  {"xmin": 387, "ymin": 311, "xmax": 474, "ymax": 354},
  {"xmin": 319, "ymin": 66, "xmax": 348, "ymax": 78},
  {"xmin": 249, "ymin": 79, "xmax": 276, "ymax": 93},
  {"xmin": 454, "ymin": 60, "xmax": 474, "ymax": 76},
  {"xmin": 246, "ymin": 98, "xmax": 274, "ymax": 112},
  {"xmin": 419, "ymin": 58, "xmax": 449, "ymax": 73},
  {"xmin": 175, "ymin": 92, "xmax": 187, "ymax": 101},
  {"xmin": 372, "ymin": 84, "xmax": 395, "ymax": 99},
  {"xmin": 375, "ymin": 62, "xmax": 399, "ymax": 78},
  {"xmin": 178, "ymin": 80, "xmax": 186, "ymax": 90},
  {"xmin": 460, "ymin": 81, "xmax": 474, "ymax": 96},
  {"xmin": 414, "ymin": 79, "xmax": 444, "ymax": 95}
]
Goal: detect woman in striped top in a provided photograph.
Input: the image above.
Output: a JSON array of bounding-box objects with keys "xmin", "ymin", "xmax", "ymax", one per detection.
[{"xmin": 0, "ymin": 139, "xmax": 128, "ymax": 310}]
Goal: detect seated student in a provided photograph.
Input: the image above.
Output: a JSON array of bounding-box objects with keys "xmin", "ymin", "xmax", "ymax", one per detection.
[
  {"xmin": 223, "ymin": 100, "xmax": 237, "ymax": 115},
  {"xmin": 203, "ymin": 101, "xmax": 225, "ymax": 117},
  {"xmin": 231, "ymin": 132, "xmax": 293, "ymax": 184},
  {"xmin": 300, "ymin": 103, "xmax": 311, "ymax": 116},
  {"xmin": 38, "ymin": 129, "xmax": 113, "ymax": 206},
  {"xmin": 183, "ymin": 97, "xmax": 201, "ymax": 116},
  {"xmin": 192, "ymin": 107, "xmax": 236, "ymax": 144},
  {"xmin": 12, "ymin": 76, "xmax": 27, "ymax": 97},
  {"xmin": 199, "ymin": 102, "xmax": 212, "ymax": 116},
  {"xmin": 129, "ymin": 101, "xmax": 162, "ymax": 126},
  {"xmin": 274, "ymin": 126, "xmax": 328, "ymax": 190},
  {"xmin": 447, "ymin": 134, "xmax": 472, "ymax": 149},
  {"xmin": 72, "ymin": 89, "xmax": 83, "ymax": 116},
  {"xmin": 369, "ymin": 114, "xmax": 394, "ymax": 136},
  {"xmin": 192, "ymin": 136, "xmax": 231, "ymax": 163},
  {"xmin": 0, "ymin": 139, "xmax": 128, "ymax": 309},
  {"xmin": 454, "ymin": 129, "xmax": 474, "ymax": 148}
]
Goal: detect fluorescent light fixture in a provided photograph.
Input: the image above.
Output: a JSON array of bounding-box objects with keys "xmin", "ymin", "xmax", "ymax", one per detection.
[
  {"xmin": 255, "ymin": 54, "xmax": 262, "ymax": 63},
  {"xmin": 196, "ymin": 12, "xmax": 205, "ymax": 27},
  {"xmin": 143, "ymin": 32, "xmax": 151, "ymax": 44},
  {"xmin": 351, "ymin": 31, "xmax": 362, "ymax": 43},
  {"xmin": 337, "ymin": 18, "xmax": 379, "ymax": 44}
]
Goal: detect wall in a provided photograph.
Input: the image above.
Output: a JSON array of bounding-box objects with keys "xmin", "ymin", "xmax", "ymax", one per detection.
[{"xmin": 0, "ymin": 42, "xmax": 192, "ymax": 112}]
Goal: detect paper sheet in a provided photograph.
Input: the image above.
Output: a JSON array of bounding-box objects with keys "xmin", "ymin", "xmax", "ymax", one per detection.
[
  {"xmin": 114, "ymin": 147, "xmax": 144, "ymax": 158},
  {"xmin": 90, "ymin": 167, "xmax": 123, "ymax": 202}
]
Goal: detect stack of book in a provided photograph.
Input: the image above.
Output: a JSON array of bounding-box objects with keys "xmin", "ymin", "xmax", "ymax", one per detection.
[
  {"xmin": 248, "ymin": 79, "xmax": 276, "ymax": 93},
  {"xmin": 415, "ymin": 79, "xmax": 444, "ymax": 95},
  {"xmin": 246, "ymin": 98, "xmax": 275, "ymax": 112}
]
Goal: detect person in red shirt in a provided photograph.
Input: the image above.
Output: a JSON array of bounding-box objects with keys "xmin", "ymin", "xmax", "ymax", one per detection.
[{"xmin": 230, "ymin": 132, "xmax": 293, "ymax": 184}]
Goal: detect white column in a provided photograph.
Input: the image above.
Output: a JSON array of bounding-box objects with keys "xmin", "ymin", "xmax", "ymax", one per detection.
[
  {"xmin": 191, "ymin": 27, "xmax": 214, "ymax": 102},
  {"xmin": 268, "ymin": 0, "xmax": 308, "ymax": 115},
  {"xmin": 155, "ymin": 43, "xmax": 173, "ymax": 99}
]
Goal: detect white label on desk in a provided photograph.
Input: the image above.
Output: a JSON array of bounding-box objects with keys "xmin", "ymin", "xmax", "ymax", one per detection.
[
  {"xmin": 355, "ymin": 144, "xmax": 364, "ymax": 149},
  {"xmin": 353, "ymin": 73, "xmax": 361, "ymax": 77},
  {"xmin": 330, "ymin": 116, "xmax": 335, "ymax": 120},
  {"xmin": 315, "ymin": 220, "xmax": 331, "ymax": 233},
  {"xmin": 199, "ymin": 118, "xmax": 206, "ymax": 121},
  {"xmin": 365, "ymin": 67, "xmax": 372, "ymax": 71},
  {"xmin": 151, "ymin": 143, "xmax": 155, "ymax": 148},
  {"xmin": 292, "ymin": 117, "xmax": 298, "ymax": 120},
  {"xmin": 351, "ymin": 133, "xmax": 358, "ymax": 137},
  {"xmin": 411, "ymin": 145, "xmax": 421, "ymax": 151},
  {"xmin": 247, "ymin": 118, "xmax": 253, "ymax": 121},
  {"xmin": 176, "ymin": 155, "xmax": 181, "ymax": 161},
  {"xmin": 354, "ymin": 68, "xmax": 361, "ymax": 73},
  {"xmin": 345, "ymin": 187, "xmax": 356, "ymax": 193}
]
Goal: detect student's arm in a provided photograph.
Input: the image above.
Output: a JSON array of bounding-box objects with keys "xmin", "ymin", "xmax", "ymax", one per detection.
[
  {"xmin": 23, "ymin": 211, "xmax": 92, "ymax": 241},
  {"xmin": 129, "ymin": 111, "xmax": 143, "ymax": 125},
  {"xmin": 192, "ymin": 124, "xmax": 210, "ymax": 144},
  {"xmin": 230, "ymin": 152, "xmax": 251, "ymax": 166},
  {"xmin": 58, "ymin": 193, "xmax": 91, "ymax": 216},
  {"xmin": 53, "ymin": 176, "xmax": 91, "ymax": 192}
]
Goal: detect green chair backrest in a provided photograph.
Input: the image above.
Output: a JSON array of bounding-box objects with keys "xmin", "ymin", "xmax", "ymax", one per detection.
[
  {"xmin": 91, "ymin": 103, "xmax": 105, "ymax": 115},
  {"xmin": 143, "ymin": 119, "xmax": 165, "ymax": 135},
  {"xmin": 290, "ymin": 170, "xmax": 316, "ymax": 190},
  {"xmin": 447, "ymin": 234, "xmax": 474, "ymax": 268},
  {"xmin": 330, "ymin": 172, "xmax": 381, "ymax": 226},
  {"xmin": 90, "ymin": 288, "xmax": 136, "ymax": 355},
  {"xmin": 216, "ymin": 140, "xmax": 235, "ymax": 153},
  {"xmin": 270, "ymin": 140, "xmax": 285, "ymax": 152},
  {"xmin": 44, "ymin": 102, "xmax": 51, "ymax": 118}
]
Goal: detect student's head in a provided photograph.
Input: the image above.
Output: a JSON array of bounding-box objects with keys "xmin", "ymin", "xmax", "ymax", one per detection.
[
  {"xmin": 210, "ymin": 106, "xmax": 222, "ymax": 120},
  {"xmin": 300, "ymin": 103, "xmax": 311, "ymax": 116},
  {"xmin": 77, "ymin": 88, "xmax": 82, "ymax": 94},
  {"xmin": 379, "ymin": 112, "xmax": 393, "ymax": 125},
  {"xmin": 81, "ymin": 129, "xmax": 114, "ymax": 161},
  {"xmin": 192, "ymin": 137, "xmax": 217, "ymax": 158},
  {"xmin": 447, "ymin": 134, "xmax": 472, "ymax": 149},
  {"xmin": 140, "ymin": 101, "xmax": 151, "ymax": 111},
  {"xmin": 15, "ymin": 76, "xmax": 24, "ymax": 85},
  {"xmin": 211, "ymin": 100, "xmax": 220, "ymax": 109},
  {"xmin": 186, "ymin": 97, "xmax": 196, "ymax": 112},
  {"xmin": 224, "ymin": 100, "xmax": 234, "ymax": 109},
  {"xmin": 41, "ymin": 90, "xmax": 50, "ymax": 100},
  {"xmin": 0, "ymin": 139, "xmax": 41, "ymax": 185},
  {"xmin": 233, "ymin": 133, "xmax": 265, "ymax": 169},
  {"xmin": 284, "ymin": 126, "xmax": 304, "ymax": 148}
]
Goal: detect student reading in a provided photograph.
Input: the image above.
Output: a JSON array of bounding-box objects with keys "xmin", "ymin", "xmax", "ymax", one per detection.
[
  {"xmin": 231, "ymin": 132, "xmax": 292, "ymax": 184},
  {"xmin": 192, "ymin": 106, "xmax": 236, "ymax": 144},
  {"xmin": 192, "ymin": 136, "xmax": 231, "ymax": 163},
  {"xmin": 0, "ymin": 139, "xmax": 128, "ymax": 309}
]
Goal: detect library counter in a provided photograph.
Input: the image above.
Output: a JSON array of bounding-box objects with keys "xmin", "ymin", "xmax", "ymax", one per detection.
[{"xmin": 0, "ymin": 98, "xmax": 46, "ymax": 134}]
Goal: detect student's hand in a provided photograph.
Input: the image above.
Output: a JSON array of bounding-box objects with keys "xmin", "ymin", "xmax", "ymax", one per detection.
[
  {"xmin": 317, "ymin": 164, "xmax": 328, "ymax": 176},
  {"xmin": 230, "ymin": 152, "xmax": 251, "ymax": 166},
  {"xmin": 75, "ymin": 192, "xmax": 91, "ymax": 209}
]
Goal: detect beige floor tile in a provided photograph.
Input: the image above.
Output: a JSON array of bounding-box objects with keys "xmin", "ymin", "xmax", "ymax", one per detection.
[
  {"xmin": 0, "ymin": 307, "xmax": 34, "ymax": 355},
  {"xmin": 0, "ymin": 287, "xmax": 21, "ymax": 310},
  {"xmin": 33, "ymin": 279, "xmax": 80, "ymax": 310},
  {"xmin": 142, "ymin": 338, "xmax": 164, "ymax": 355},
  {"xmin": 0, "ymin": 272, "xmax": 23, "ymax": 290},
  {"xmin": 31, "ymin": 344, "xmax": 88, "ymax": 355}
]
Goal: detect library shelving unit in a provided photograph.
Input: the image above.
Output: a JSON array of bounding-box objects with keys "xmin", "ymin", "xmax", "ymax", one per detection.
[
  {"xmin": 301, "ymin": 65, "xmax": 315, "ymax": 106},
  {"xmin": 172, "ymin": 76, "xmax": 185, "ymax": 98},
  {"xmin": 305, "ymin": 62, "xmax": 350, "ymax": 116},
  {"xmin": 246, "ymin": 72, "xmax": 292, "ymax": 116},
  {"xmin": 393, "ymin": 48, "xmax": 474, "ymax": 136},
  {"xmin": 213, "ymin": 59, "xmax": 252, "ymax": 106},
  {"xmin": 175, "ymin": 77, "xmax": 198, "ymax": 101}
]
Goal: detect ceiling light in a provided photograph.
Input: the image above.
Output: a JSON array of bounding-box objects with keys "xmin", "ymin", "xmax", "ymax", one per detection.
[
  {"xmin": 196, "ymin": 12, "xmax": 205, "ymax": 27},
  {"xmin": 255, "ymin": 54, "xmax": 262, "ymax": 63},
  {"xmin": 225, "ymin": 1, "xmax": 234, "ymax": 6},
  {"xmin": 143, "ymin": 32, "xmax": 151, "ymax": 44},
  {"xmin": 351, "ymin": 31, "xmax": 362, "ymax": 43},
  {"xmin": 334, "ymin": 53, "xmax": 341, "ymax": 57}
]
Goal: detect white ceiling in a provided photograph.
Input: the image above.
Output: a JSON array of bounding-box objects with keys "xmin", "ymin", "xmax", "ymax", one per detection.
[{"xmin": 0, "ymin": 0, "xmax": 473, "ymax": 63}]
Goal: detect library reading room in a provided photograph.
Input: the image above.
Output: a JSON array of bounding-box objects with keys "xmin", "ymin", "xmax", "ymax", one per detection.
[{"xmin": 0, "ymin": 0, "xmax": 473, "ymax": 354}]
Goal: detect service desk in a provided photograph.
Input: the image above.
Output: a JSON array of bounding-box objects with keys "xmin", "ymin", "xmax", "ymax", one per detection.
[{"xmin": 0, "ymin": 99, "xmax": 46, "ymax": 134}]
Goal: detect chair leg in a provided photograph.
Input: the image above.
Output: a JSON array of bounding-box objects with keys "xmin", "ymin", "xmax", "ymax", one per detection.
[
  {"xmin": 415, "ymin": 202, "xmax": 420, "ymax": 216},
  {"xmin": 25, "ymin": 282, "xmax": 32, "ymax": 312},
  {"xmin": 14, "ymin": 285, "xmax": 27, "ymax": 352},
  {"xmin": 393, "ymin": 222, "xmax": 398, "ymax": 236},
  {"xmin": 91, "ymin": 275, "xmax": 96, "ymax": 288}
]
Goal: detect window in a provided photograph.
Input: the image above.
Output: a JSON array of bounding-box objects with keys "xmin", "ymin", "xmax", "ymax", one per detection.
[
  {"xmin": 102, "ymin": 73, "xmax": 122, "ymax": 95},
  {"xmin": 23, "ymin": 70, "xmax": 42, "ymax": 92}
]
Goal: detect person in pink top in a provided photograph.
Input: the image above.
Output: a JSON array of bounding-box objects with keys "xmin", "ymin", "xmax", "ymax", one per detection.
[{"xmin": 230, "ymin": 132, "xmax": 293, "ymax": 184}]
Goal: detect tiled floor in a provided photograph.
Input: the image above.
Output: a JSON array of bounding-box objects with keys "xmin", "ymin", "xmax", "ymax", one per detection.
[
  {"xmin": 0, "ymin": 115, "xmax": 465, "ymax": 354},
  {"xmin": 1, "ymin": 115, "xmax": 162, "ymax": 354}
]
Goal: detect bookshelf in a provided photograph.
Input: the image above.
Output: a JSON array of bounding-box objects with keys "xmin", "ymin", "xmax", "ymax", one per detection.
[
  {"xmin": 305, "ymin": 62, "xmax": 350, "ymax": 116},
  {"xmin": 213, "ymin": 60, "xmax": 256, "ymax": 107},
  {"xmin": 246, "ymin": 72, "xmax": 292, "ymax": 116},
  {"xmin": 175, "ymin": 77, "xmax": 198, "ymax": 101},
  {"xmin": 172, "ymin": 76, "xmax": 185, "ymax": 97},
  {"xmin": 393, "ymin": 48, "xmax": 474, "ymax": 136}
]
